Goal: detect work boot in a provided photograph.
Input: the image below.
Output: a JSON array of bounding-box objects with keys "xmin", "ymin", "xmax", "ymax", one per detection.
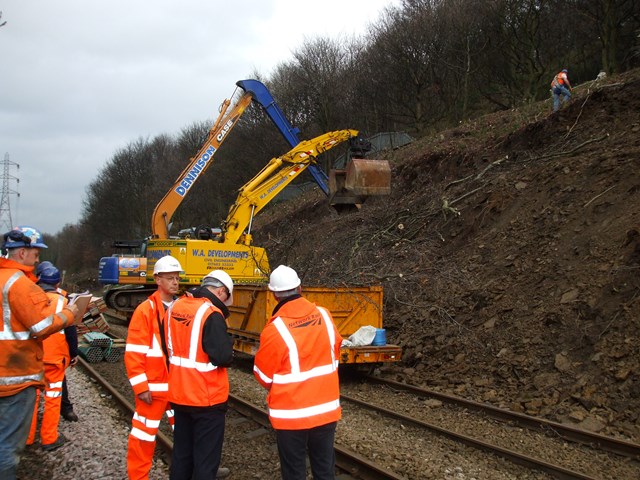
[
  {"xmin": 42, "ymin": 433, "xmax": 68, "ymax": 452},
  {"xmin": 216, "ymin": 467, "xmax": 231, "ymax": 478},
  {"xmin": 62, "ymin": 409, "xmax": 79, "ymax": 422}
]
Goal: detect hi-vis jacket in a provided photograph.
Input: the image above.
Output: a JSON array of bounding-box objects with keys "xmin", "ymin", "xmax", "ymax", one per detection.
[
  {"xmin": 166, "ymin": 293, "xmax": 230, "ymax": 407},
  {"xmin": 254, "ymin": 295, "xmax": 342, "ymax": 430},
  {"xmin": 551, "ymin": 71, "xmax": 569, "ymax": 89},
  {"xmin": 0, "ymin": 258, "xmax": 75, "ymax": 397},
  {"xmin": 41, "ymin": 290, "xmax": 70, "ymax": 365},
  {"xmin": 125, "ymin": 290, "xmax": 171, "ymax": 396}
]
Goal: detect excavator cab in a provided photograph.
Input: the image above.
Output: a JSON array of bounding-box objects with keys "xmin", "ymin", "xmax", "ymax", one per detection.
[{"xmin": 329, "ymin": 136, "xmax": 391, "ymax": 213}]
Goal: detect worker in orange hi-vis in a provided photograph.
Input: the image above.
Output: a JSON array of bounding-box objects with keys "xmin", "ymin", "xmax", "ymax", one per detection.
[
  {"xmin": 26, "ymin": 262, "xmax": 78, "ymax": 452},
  {"xmin": 551, "ymin": 68, "xmax": 573, "ymax": 112},
  {"xmin": 0, "ymin": 226, "xmax": 79, "ymax": 480},
  {"xmin": 254, "ymin": 265, "xmax": 343, "ymax": 480},
  {"xmin": 125, "ymin": 255, "xmax": 182, "ymax": 480}
]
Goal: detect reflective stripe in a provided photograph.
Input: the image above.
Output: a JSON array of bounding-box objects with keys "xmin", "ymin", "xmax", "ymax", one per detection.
[
  {"xmin": 129, "ymin": 372, "xmax": 148, "ymax": 386},
  {"xmin": 269, "ymin": 399, "xmax": 340, "ymax": 419},
  {"xmin": 0, "ymin": 372, "xmax": 43, "ymax": 386},
  {"xmin": 130, "ymin": 427, "xmax": 156, "ymax": 442},
  {"xmin": 273, "ymin": 363, "xmax": 337, "ymax": 384},
  {"xmin": 30, "ymin": 315, "xmax": 55, "ymax": 334},
  {"xmin": 165, "ymin": 410, "xmax": 174, "ymax": 419},
  {"xmin": 45, "ymin": 390, "xmax": 62, "ymax": 398},
  {"xmin": 273, "ymin": 317, "xmax": 299, "ymax": 373},
  {"xmin": 126, "ymin": 344, "xmax": 149, "ymax": 354},
  {"xmin": 167, "ymin": 302, "xmax": 217, "ymax": 372},
  {"xmin": 318, "ymin": 307, "xmax": 339, "ymax": 368},
  {"xmin": 148, "ymin": 382, "xmax": 168, "ymax": 392},
  {"xmin": 188, "ymin": 303, "xmax": 209, "ymax": 360},
  {"xmin": 253, "ymin": 365, "xmax": 272, "ymax": 384},
  {"xmin": 133, "ymin": 412, "xmax": 161, "ymax": 428},
  {"xmin": 169, "ymin": 356, "xmax": 217, "ymax": 372},
  {"xmin": 0, "ymin": 272, "xmax": 30, "ymax": 340},
  {"xmin": 48, "ymin": 381, "xmax": 63, "ymax": 389},
  {"xmin": 30, "ymin": 302, "xmax": 73, "ymax": 336},
  {"xmin": 55, "ymin": 295, "xmax": 65, "ymax": 313},
  {"xmin": 0, "ymin": 329, "xmax": 30, "ymax": 340},
  {"xmin": 147, "ymin": 334, "xmax": 164, "ymax": 358},
  {"xmin": 270, "ymin": 307, "xmax": 338, "ymax": 385}
]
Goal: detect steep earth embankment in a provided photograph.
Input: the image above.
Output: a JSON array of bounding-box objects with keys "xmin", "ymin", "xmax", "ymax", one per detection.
[{"xmin": 254, "ymin": 69, "xmax": 640, "ymax": 442}]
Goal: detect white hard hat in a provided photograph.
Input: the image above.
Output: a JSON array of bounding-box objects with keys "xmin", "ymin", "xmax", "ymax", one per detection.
[
  {"xmin": 153, "ymin": 255, "xmax": 184, "ymax": 275},
  {"xmin": 202, "ymin": 269, "xmax": 234, "ymax": 306},
  {"xmin": 268, "ymin": 265, "xmax": 301, "ymax": 292}
]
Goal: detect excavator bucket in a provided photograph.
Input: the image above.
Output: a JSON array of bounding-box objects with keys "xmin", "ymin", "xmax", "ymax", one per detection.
[{"xmin": 329, "ymin": 158, "xmax": 391, "ymax": 213}]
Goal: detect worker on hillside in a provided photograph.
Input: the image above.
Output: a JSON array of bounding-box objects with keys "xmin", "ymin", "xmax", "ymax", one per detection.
[
  {"xmin": 253, "ymin": 265, "xmax": 342, "ymax": 480},
  {"xmin": 166, "ymin": 270, "xmax": 234, "ymax": 480},
  {"xmin": 0, "ymin": 226, "xmax": 79, "ymax": 479},
  {"xmin": 26, "ymin": 261, "xmax": 78, "ymax": 451},
  {"xmin": 551, "ymin": 68, "xmax": 573, "ymax": 112},
  {"xmin": 125, "ymin": 255, "xmax": 182, "ymax": 480}
]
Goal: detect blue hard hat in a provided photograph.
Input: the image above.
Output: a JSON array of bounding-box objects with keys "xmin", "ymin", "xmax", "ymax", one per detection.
[
  {"xmin": 2, "ymin": 225, "xmax": 48, "ymax": 249},
  {"xmin": 35, "ymin": 261, "xmax": 54, "ymax": 275},
  {"xmin": 36, "ymin": 261, "xmax": 61, "ymax": 284}
]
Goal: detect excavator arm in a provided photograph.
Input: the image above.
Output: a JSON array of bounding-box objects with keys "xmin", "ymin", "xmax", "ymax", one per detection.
[
  {"xmin": 151, "ymin": 79, "xmax": 332, "ymax": 239},
  {"xmin": 150, "ymin": 79, "xmax": 389, "ymax": 239},
  {"xmin": 151, "ymin": 92, "xmax": 253, "ymax": 238},
  {"xmin": 235, "ymin": 80, "xmax": 330, "ymax": 194},
  {"xmin": 222, "ymin": 130, "xmax": 358, "ymax": 245}
]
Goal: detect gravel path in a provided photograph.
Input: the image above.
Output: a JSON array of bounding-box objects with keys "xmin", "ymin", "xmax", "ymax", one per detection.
[{"xmin": 17, "ymin": 366, "xmax": 170, "ymax": 479}]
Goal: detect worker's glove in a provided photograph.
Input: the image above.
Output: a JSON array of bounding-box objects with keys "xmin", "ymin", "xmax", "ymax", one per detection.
[{"xmin": 69, "ymin": 356, "xmax": 78, "ymax": 367}]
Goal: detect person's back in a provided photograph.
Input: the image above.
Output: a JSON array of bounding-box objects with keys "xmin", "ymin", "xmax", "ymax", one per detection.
[
  {"xmin": 257, "ymin": 295, "xmax": 341, "ymax": 429},
  {"xmin": 254, "ymin": 265, "xmax": 342, "ymax": 480},
  {"xmin": 167, "ymin": 292, "xmax": 230, "ymax": 407},
  {"xmin": 551, "ymin": 68, "xmax": 572, "ymax": 112}
]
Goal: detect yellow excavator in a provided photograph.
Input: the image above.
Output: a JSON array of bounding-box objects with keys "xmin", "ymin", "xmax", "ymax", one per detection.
[{"xmin": 99, "ymin": 80, "xmax": 400, "ymax": 364}]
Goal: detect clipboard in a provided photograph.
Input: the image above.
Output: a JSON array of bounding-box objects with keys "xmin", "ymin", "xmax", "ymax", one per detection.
[{"xmin": 68, "ymin": 292, "xmax": 92, "ymax": 323}]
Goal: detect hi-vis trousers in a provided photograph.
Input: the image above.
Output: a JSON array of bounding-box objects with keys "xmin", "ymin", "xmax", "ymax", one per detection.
[
  {"xmin": 127, "ymin": 394, "xmax": 174, "ymax": 480},
  {"xmin": 27, "ymin": 362, "xmax": 66, "ymax": 446}
]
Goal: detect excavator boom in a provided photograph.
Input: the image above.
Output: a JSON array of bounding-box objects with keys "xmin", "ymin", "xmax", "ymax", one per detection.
[
  {"xmin": 151, "ymin": 92, "xmax": 253, "ymax": 238},
  {"xmin": 222, "ymin": 130, "xmax": 358, "ymax": 245}
]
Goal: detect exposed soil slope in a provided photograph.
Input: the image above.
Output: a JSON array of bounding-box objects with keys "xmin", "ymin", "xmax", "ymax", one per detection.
[{"xmin": 253, "ymin": 69, "xmax": 640, "ymax": 442}]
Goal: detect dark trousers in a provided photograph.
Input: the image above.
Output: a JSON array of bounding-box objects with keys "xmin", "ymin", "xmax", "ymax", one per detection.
[
  {"xmin": 61, "ymin": 376, "xmax": 73, "ymax": 413},
  {"xmin": 0, "ymin": 386, "xmax": 37, "ymax": 479},
  {"xmin": 275, "ymin": 421, "xmax": 337, "ymax": 480},
  {"xmin": 170, "ymin": 405, "xmax": 226, "ymax": 480}
]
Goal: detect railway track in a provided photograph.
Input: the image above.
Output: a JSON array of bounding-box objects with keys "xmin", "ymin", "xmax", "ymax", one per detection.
[
  {"xmin": 75, "ymin": 325, "xmax": 640, "ymax": 479},
  {"xmin": 79, "ymin": 356, "xmax": 403, "ymax": 479},
  {"xmin": 336, "ymin": 375, "xmax": 640, "ymax": 480},
  {"xmin": 365, "ymin": 376, "xmax": 640, "ymax": 459}
]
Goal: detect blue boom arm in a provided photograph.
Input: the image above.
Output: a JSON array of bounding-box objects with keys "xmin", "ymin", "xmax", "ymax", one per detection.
[{"xmin": 236, "ymin": 79, "xmax": 330, "ymax": 195}]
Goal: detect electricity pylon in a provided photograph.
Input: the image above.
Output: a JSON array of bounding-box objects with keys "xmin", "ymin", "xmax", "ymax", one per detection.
[{"xmin": 0, "ymin": 153, "xmax": 20, "ymax": 232}]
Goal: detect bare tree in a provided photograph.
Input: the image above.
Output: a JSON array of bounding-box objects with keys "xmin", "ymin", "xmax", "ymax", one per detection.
[{"xmin": 567, "ymin": 0, "xmax": 640, "ymax": 73}]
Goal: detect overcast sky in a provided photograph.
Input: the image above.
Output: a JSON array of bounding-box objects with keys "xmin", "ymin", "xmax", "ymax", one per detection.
[{"xmin": 0, "ymin": 0, "xmax": 399, "ymax": 235}]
